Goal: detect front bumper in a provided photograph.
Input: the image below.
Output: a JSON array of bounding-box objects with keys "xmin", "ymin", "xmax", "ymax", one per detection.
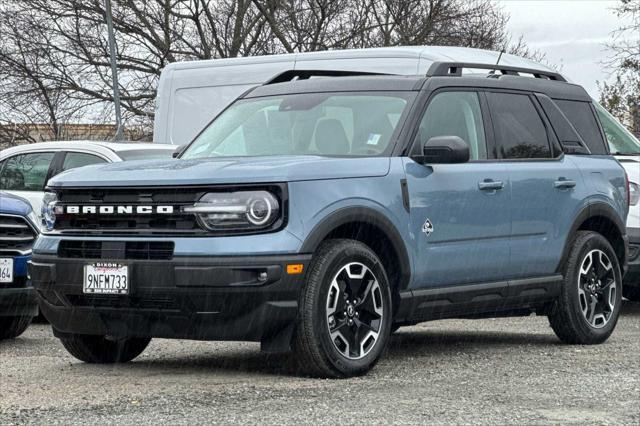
[
  {"xmin": 624, "ymin": 228, "xmax": 640, "ymax": 288},
  {"xmin": 0, "ymin": 254, "xmax": 37, "ymax": 317},
  {"xmin": 30, "ymin": 253, "xmax": 311, "ymax": 345}
]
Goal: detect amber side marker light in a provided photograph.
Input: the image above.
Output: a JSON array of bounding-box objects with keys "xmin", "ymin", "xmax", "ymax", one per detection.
[{"xmin": 287, "ymin": 264, "xmax": 304, "ymax": 275}]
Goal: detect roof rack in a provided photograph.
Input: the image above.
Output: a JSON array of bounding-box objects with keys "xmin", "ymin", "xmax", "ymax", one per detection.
[
  {"xmin": 266, "ymin": 69, "xmax": 386, "ymax": 84},
  {"xmin": 426, "ymin": 62, "xmax": 566, "ymax": 82}
]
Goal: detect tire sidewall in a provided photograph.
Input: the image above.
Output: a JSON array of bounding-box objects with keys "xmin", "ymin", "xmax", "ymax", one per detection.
[
  {"xmin": 309, "ymin": 242, "xmax": 392, "ymax": 375},
  {"xmin": 565, "ymin": 233, "xmax": 623, "ymax": 340}
]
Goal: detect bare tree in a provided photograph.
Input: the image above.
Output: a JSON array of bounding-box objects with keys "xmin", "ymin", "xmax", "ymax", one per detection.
[
  {"xmin": 0, "ymin": 0, "xmax": 544, "ymax": 144},
  {"xmin": 599, "ymin": 0, "xmax": 639, "ymax": 137},
  {"xmin": 0, "ymin": 5, "xmax": 94, "ymax": 146}
]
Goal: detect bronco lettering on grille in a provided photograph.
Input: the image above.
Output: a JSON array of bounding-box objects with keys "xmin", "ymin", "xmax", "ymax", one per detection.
[{"xmin": 64, "ymin": 206, "xmax": 175, "ymax": 214}]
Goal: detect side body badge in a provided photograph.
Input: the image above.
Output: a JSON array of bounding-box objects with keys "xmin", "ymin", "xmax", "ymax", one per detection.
[{"xmin": 422, "ymin": 218, "xmax": 434, "ymax": 236}]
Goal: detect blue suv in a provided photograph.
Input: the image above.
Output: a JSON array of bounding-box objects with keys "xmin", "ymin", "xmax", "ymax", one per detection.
[
  {"xmin": 0, "ymin": 192, "xmax": 38, "ymax": 339},
  {"xmin": 31, "ymin": 63, "xmax": 629, "ymax": 377}
]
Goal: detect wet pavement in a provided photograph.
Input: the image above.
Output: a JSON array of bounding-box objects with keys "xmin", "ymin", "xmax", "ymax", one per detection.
[{"xmin": 1, "ymin": 301, "xmax": 639, "ymax": 425}]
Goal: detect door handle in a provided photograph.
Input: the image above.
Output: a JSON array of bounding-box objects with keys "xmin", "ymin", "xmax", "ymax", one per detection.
[
  {"xmin": 478, "ymin": 179, "xmax": 504, "ymax": 191},
  {"xmin": 554, "ymin": 178, "xmax": 576, "ymax": 189}
]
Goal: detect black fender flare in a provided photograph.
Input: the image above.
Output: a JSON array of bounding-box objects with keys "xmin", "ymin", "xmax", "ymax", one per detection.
[
  {"xmin": 556, "ymin": 201, "xmax": 627, "ymax": 273},
  {"xmin": 300, "ymin": 206, "xmax": 412, "ymax": 290}
]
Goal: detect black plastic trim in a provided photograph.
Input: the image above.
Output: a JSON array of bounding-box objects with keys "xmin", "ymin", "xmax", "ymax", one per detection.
[
  {"xmin": 557, "ymin": 202, "xmax": 628, "ymax": 273},
  {"xmin": 299, "ymin": 206, "xmax": 411, "ymax": 290},
  {"xmin": 397, "ymin": 275, "xmax": 562, "ymax": 322}
]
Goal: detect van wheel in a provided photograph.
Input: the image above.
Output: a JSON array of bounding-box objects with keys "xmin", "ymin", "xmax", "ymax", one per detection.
[
  {"xmin": 293, "ymin": 239, "xmax": 392, "ymax": 378},
  {"xmin": 549, "ymin": 231, "xmax": 622, "ymax": 344},
  {"xmin": 59, "ymin": 333, "xmax": 151, "ymax": 363},
  {"xmin": 0, "ymin": 315, "xmax": 33, "ymax": 340}
]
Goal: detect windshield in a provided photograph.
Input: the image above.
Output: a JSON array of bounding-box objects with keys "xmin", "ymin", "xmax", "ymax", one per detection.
[
  {"xmin": 117, "ymin": 149, "xmax": 175, "ymax": 161},
  {"xmin": 182, "ymin": 92, "xmax": 414, "ymax": 159},
  {"xmin": 594, "ymin": 102, "xmax": 640, "ymax": 155}
]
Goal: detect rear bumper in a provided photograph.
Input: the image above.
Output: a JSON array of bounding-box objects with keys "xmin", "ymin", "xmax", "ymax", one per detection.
[
  {"xmin": 624, "ymin": 228, "xmax": 640, "ymax": 288},
  {"xmin": 29, "ymin": 253, "xmax": 310, "ymax": 344}
]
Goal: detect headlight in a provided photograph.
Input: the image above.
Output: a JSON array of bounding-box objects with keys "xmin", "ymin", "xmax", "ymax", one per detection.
[
  {"xmin": 630, "ymin": 182, "xmax": 640, "ymax": 206},
  {"xmin": 183, "ymin": 190, "xmax": 281, "ymax": 232},
  {"xmin": 41, "ymin": 191, "xmax": 59, "ymax": 231}
]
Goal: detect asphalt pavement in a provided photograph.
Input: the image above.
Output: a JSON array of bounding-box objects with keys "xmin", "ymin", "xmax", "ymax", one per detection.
[{"xmin": 1, "ymin": 302, "xmax": 639, "ymax": 425}]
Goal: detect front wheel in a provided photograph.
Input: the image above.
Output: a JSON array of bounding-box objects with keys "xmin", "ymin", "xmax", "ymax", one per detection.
[
  {"xmin": 549, "ymin": 231, "xmax": 622, "ymax": 344},
  {"xmin": 293, "ymin": 239, "xmax": 392, "ymax": 378},
  {"xmin": 0, "ymin": 315, "xmax": 33, "ymax": 340},
  {"xmin": 59, "ymin": 333, "xmax": 151, "ymax": 363}
]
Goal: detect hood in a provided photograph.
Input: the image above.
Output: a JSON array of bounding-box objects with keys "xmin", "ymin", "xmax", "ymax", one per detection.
[
  {"xmin": 48, "ymin": 155, "xmax": 391, "ymax": 188},
  {"xmin": 0, "ymin": 192, "xmax": 33, "ymax": 216}
]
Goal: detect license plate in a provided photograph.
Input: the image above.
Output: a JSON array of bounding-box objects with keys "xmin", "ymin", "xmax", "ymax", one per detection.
[
  {"xmin": 0, "ymin": 258, "xmax": 13, "ymax": 283},
  {"xmin": 83, "ymin": 262, "xmax": 129, "ymax": 294}
]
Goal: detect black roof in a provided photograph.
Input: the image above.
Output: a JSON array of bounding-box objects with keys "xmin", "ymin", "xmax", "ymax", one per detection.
[
  {"xmin": 243, "ymin": 73, "xmax": 591, "ymax": 102},
  {"xmin": 245, "ymin": 76, "xmax": 425, "ymax": 98}
]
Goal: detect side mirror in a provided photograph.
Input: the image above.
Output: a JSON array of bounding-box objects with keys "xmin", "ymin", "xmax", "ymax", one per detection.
[
  {"xmin": 172, "ymin": 144, "xmax": 187, "ymax": 158},
  {"xmin": 415, "ymin": 136, "xmax": 470, "ymax": 164},
  {"xmin": 560, "ymin": 140, "xmax": 591, "ymax": 155}
]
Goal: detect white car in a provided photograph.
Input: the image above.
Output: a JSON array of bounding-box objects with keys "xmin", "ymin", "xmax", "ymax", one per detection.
[
  {"xmin": 591, "ymin": 105, "xmax": 640, "ymax": 299},
  {"xmin": 0, "ymin": 141, "xmax": 176, "ymax": 220}
]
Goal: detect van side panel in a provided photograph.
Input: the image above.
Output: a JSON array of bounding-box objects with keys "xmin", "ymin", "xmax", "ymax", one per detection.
[{"xmin": 154, "ymin": 59, "xmax": 295, "ymax": 145}]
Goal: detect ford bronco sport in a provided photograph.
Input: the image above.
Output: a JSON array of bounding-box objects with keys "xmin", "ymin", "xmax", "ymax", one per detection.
[{"xmin": 30, "ymin": 63, "xmax": 629, "ymax": 377}]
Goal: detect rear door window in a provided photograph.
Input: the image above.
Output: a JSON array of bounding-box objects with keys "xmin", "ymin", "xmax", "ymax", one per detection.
[
  {"xmin": 487, "ymin": 92, "xmax": 552, "ymax": 159},
  {"xmin": 554, "ymin": 100, "xmax": 607, "ymax": 154},
  {"xmin": 61, "ymin": 152, "xmax": 108, "ymax": 172},
  {"xmin": 0, "ymin": 152, "xmax": 55, "ymax": 191}
]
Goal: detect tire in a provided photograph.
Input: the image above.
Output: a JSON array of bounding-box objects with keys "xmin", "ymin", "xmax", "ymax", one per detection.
[
  {"xmin": 549, "ymin": 231, "xmax": 623, "ymax": 344},
  {"xmin": 59, "ymin": 333, "xmax": 151, "ymax": 363},
  {"xmin": 293, "ymin": 239, "xmax": 392, "ymax": 378},
  {"xmin": 0, "ymin": 315, "xmax": 33, "ymax": 340},
  {"xmin": 623, "ymin": 286, "xmax": 640, "ymax": 302}
]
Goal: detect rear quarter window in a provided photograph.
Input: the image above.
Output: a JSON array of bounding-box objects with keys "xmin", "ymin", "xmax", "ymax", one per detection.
[{"xmin": 554, "ymin": 100, "xmax": 607, "ymax": 154}]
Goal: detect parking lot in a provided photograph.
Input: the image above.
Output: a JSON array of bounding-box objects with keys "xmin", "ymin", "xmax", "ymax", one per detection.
[{"xmin": 0, "ymin": 301, "xmax": 638, "ymax": 425}]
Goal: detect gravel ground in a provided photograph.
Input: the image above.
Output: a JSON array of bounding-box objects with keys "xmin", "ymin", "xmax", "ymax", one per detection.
[{"xmin": 1, "ymin": 302, "xmax": 639, "ymax": 425}]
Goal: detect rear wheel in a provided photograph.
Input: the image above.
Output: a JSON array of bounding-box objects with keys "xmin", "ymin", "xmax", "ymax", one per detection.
[
  {"xmin": 0, "ymin": 315, "xmax": 33, "ymax": 340},
  {"xmin": 549, "ymin": 231, "xmax": 622, "ymax": 344},
  {"xmin": 59, "ymin": 333, "xmax": 151, "ymax": 363},
  {"xmin": 293, "ymin": 239, "xmax": 392, "ymax": 378}
]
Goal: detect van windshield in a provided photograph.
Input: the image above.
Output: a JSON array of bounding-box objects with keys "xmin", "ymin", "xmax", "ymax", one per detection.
[{"xmin": 181, "ymin": 92, "xmax": 414, "ymax": 159}]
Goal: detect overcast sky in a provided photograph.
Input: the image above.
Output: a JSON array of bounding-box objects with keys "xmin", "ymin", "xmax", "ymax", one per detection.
[{"xmin": 498, "ymin": 0, "xmax": 632, "ymax": 97}]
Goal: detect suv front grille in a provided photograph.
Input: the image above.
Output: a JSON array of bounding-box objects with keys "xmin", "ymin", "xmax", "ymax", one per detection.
[
  {"xmin": 58, "ymin": 240, "xmax": 174, "ymax": 260},
  {"xmin": 53, "ymin": 187, "xmax": 207, "ymax": 234},
  {"xmin": 0, "ymin": 214, "xmax": 37, "ymax": 254}
]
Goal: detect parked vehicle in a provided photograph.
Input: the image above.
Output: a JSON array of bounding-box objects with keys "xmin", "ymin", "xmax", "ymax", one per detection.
[
  {"xmin": 591, "ymin": 104, "xmax": 640, "ymax": 300},
  {"xmin": 31, "ymin": 62, "xmax": 629, "ymax": 377},
  {"xmin": 0, "ymin": 192, "xmax": 39, "ymax": 339},
  {"xmin": 153, "ymin": 46, "xmax": 555, "ymax": 146},
  {"xmin": 0, "ymin": 141, "xmax": 176, "ymax": 219}
]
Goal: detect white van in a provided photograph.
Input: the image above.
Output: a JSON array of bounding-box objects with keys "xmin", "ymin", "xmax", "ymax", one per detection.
[{"xmin": 153, "ymin": 46, "xmax": 553, "ymax": 146}]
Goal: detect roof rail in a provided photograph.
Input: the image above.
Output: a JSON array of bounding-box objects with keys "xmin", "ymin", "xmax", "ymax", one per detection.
[
  {"xmin": 266, "ymin": 69, "xmax": 387, "ymax": 84},
  {"xmin": 426, "ymin": 62, "xmax": 566, "ymax": 82}
]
